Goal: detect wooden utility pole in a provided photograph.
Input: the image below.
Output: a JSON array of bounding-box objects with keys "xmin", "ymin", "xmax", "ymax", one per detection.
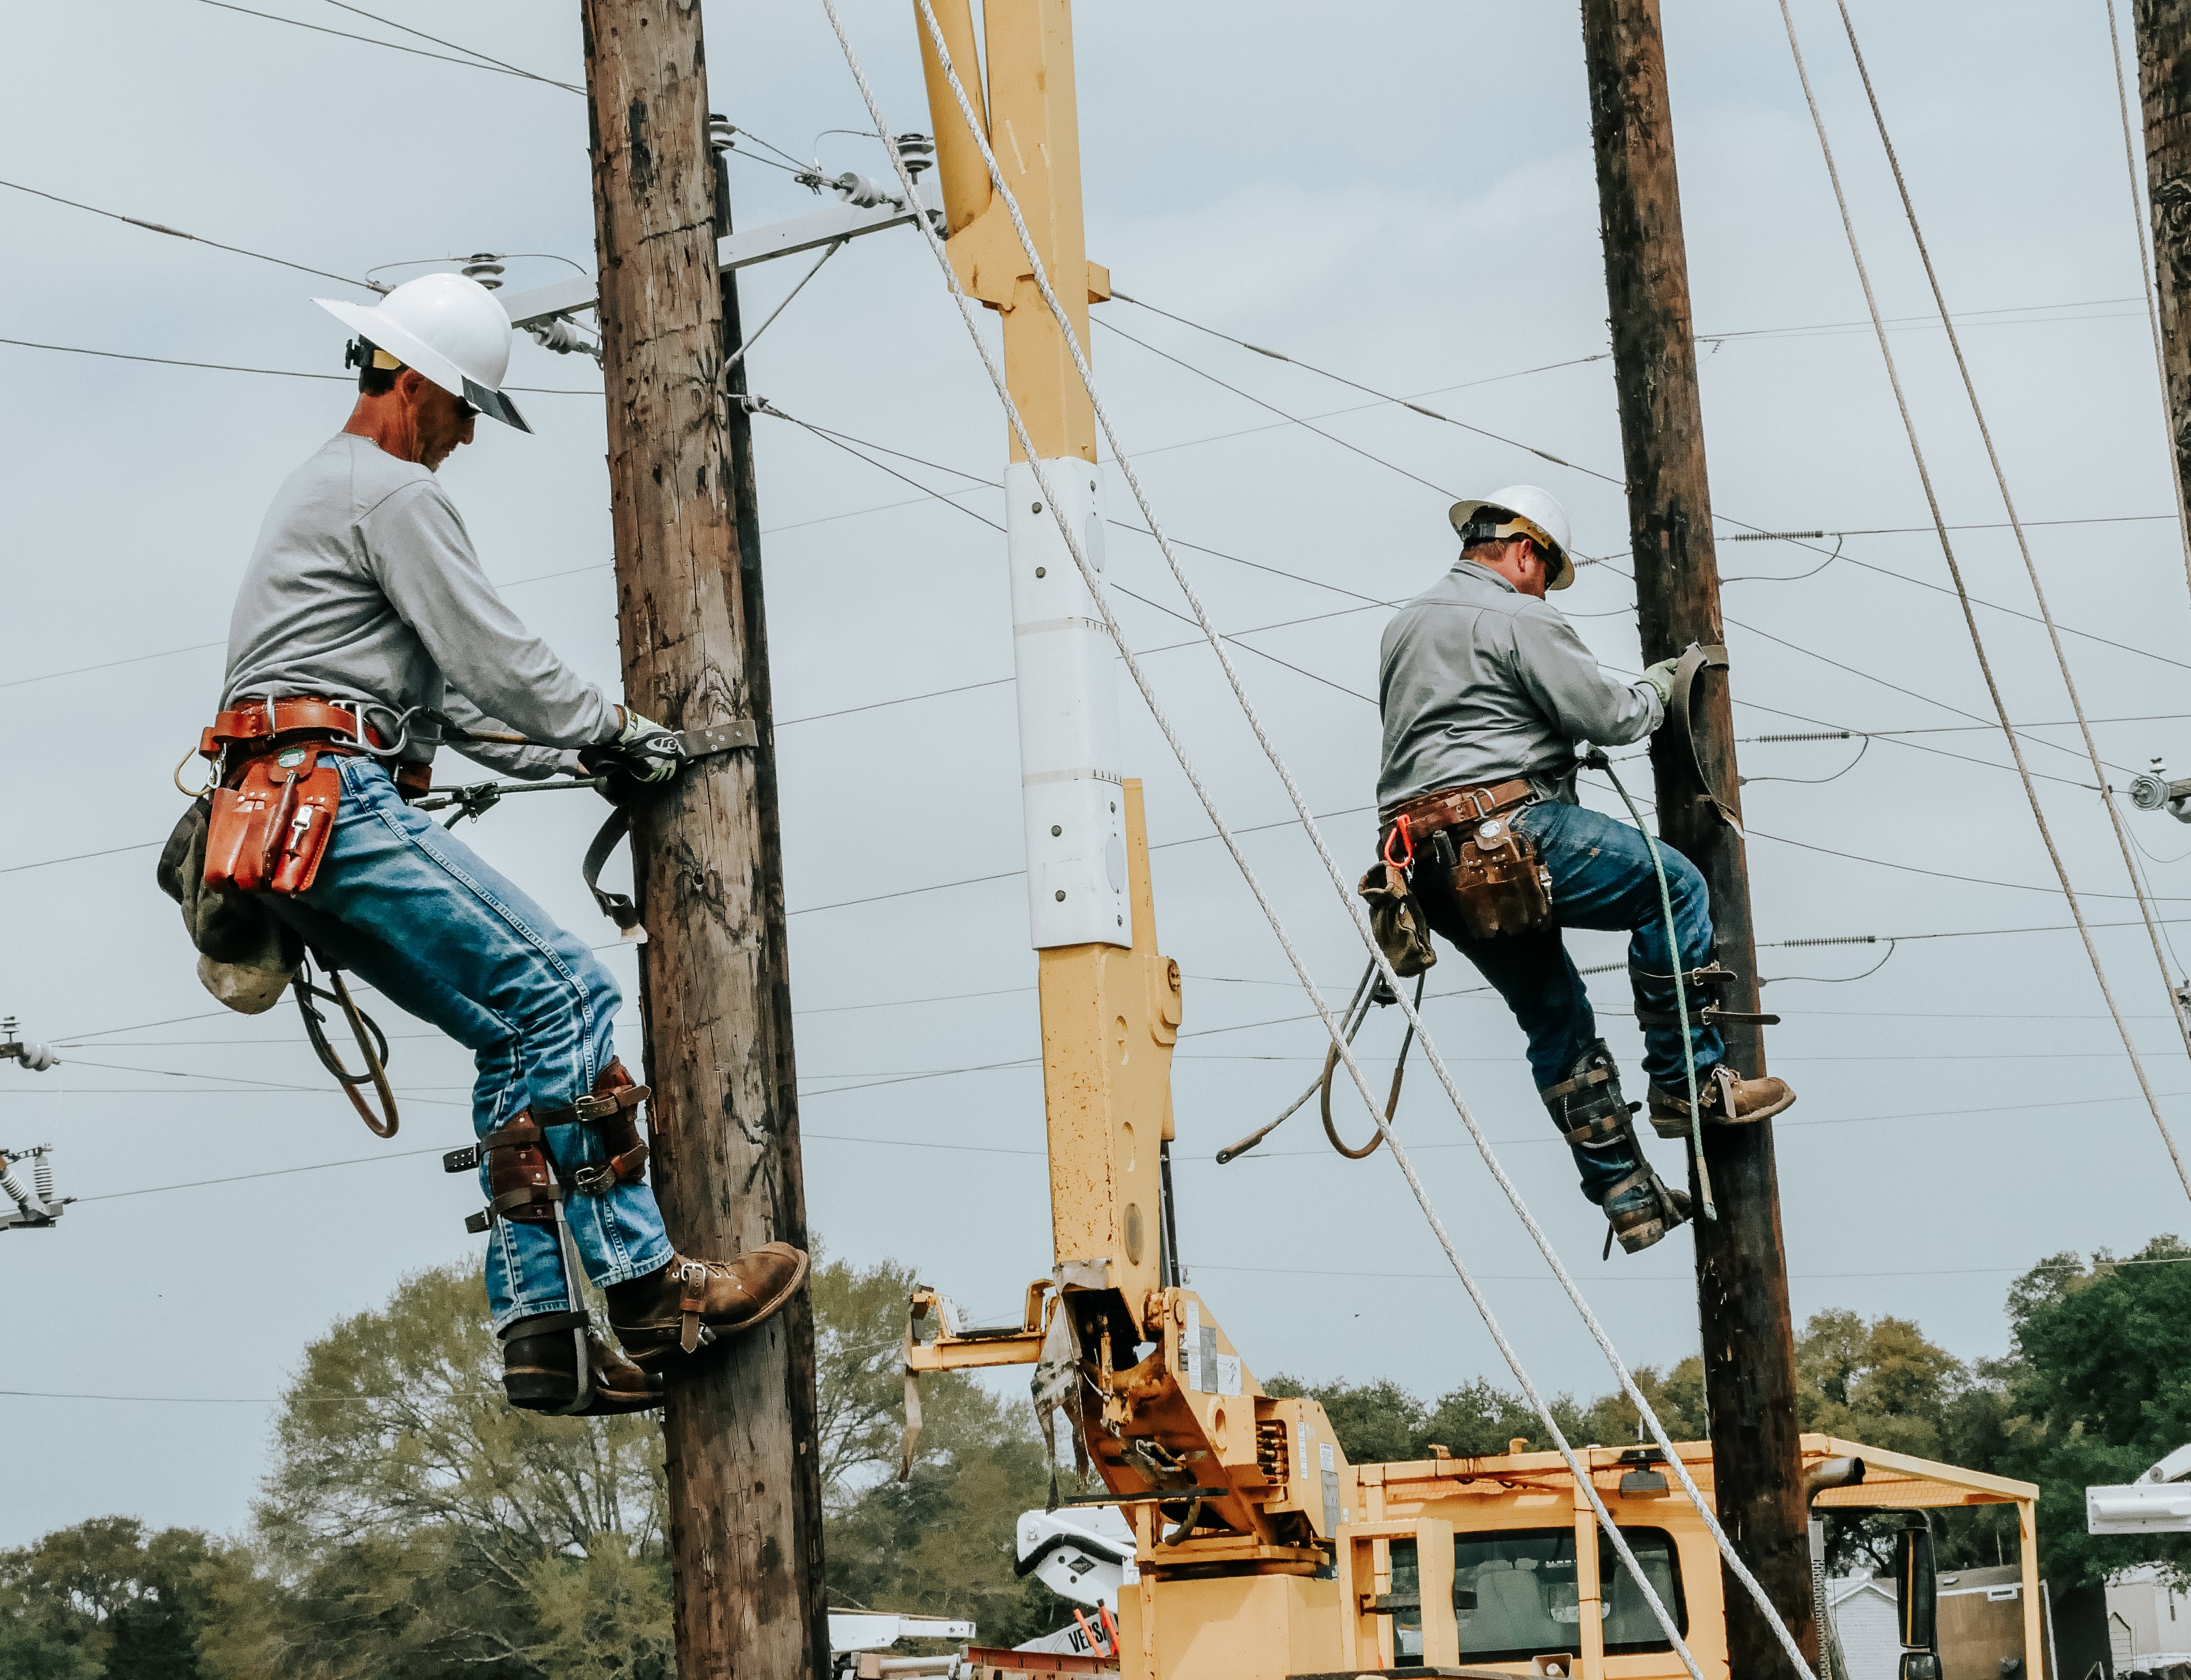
[
  {"xmin": 1579, "ymin": 1, "xmax": 1814, "ymax": 1674},
  {"xmin": 2134, "ymin": 1, "xmax": 2191, "ymax": 544},
  {"xmin": 580, "ymin": 6, "xmax": 827, "ymax": 1676}
]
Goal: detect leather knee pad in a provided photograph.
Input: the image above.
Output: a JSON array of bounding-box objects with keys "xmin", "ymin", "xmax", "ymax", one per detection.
[{"xmin": 482, "ymin": 1114, "xmax": 559, "ymax": 1224}]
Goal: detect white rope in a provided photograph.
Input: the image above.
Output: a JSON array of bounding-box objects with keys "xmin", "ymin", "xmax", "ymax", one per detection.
[
  {"xmin": 821, "ymin": 3, "xmax": 1817, "ymax": 1672},
  {"xmin": 2102, "ymin": 0, "xmax": 2191, "ymax": 607},
  {"xmin": 1776, "ymin": 0, "xmax": 2191, "ymax": 1205}
]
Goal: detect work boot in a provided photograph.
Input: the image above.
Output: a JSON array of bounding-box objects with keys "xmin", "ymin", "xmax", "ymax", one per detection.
[
  {"xmin": 501, "ymin": 1310, "xmax": 665, "ymax": 1416},
  {"xmin": 607, "ymin": 1244, "xmax": 810, "ymax": 1368},
  {"xmin": 1647, "ymin": 1065, "xmax": 1796, "ymax": 1138},
  {"xmin": 1602, "ymin": 1164, "xmax": 1691, "ymax": 1255}
]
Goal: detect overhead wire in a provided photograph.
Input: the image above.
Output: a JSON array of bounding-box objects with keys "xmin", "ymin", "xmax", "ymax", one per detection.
[
  {"xmin": 0, "ymin": 335, "xmax": 601, "ymax": 395},
  {"xmin": 760, "ymin": 400, "xmax": 1383, "ymax": 701},
  {"xmin": 0, "ymin": 178, "xmax": 374, "ymax": 291},
  {"xmin": 194, "ymin": 0, "xmax": 580, "ymax": 93},
  {"xmin": 1112, "ymin": 290, "xmax": 2191, "ymax": 682},
  {"xmin": 1821, "ymin": 0, "xmax": 2191, "ymax": 1075},
  {"xmin": 1774, "ymin": 0, "xmax": 2191, "ymax": 1202},
  {"xmin": 867, "ymin": 6, "xmax": 1802, "ymax": 1669},
  {"xmin": 315, "ymin": 0, "xmax": 584, "ymax": 93}
]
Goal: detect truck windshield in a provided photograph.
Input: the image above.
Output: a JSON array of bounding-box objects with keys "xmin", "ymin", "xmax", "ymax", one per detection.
[{"xmin": 1390, "ymin": 1526, "xmax": 1687, "ymax": 1664}]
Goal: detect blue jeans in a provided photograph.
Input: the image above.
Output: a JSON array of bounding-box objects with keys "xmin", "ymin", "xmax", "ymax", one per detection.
[
  {"xmin": 268, "ymin": 755, "xmax": 674, "ymax": 1330},
  {"xmin": 1416, "ymin": 799, "xmax": 1723, "ymax": 1201}
]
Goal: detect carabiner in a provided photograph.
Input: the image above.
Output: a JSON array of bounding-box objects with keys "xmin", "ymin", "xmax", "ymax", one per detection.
[{"xmin": 1381, "ymin": 812, "xmax": 1415, "ymax": 871}]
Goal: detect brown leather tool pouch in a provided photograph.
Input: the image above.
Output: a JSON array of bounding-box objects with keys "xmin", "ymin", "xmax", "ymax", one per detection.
[
  {"xmin": 1439, "ymin": 812, "xmax": 1554, "ymax": 939},
  {"xmin": 204, "ymin": 746, "xmax": 342, "ymax": 896},
  {"xmin": 1357, "ymin": 863, "xmax": 1438, "ymax": 978}
]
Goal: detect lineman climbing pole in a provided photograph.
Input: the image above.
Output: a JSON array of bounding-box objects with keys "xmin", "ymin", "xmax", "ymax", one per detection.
[
  {"xmin": 1579, "ymin": 2, "xmax": 1815, "ymax": 1674},
  {"xmin": 579, "ymin": 4, "xmax": 828, "ymax": 1675}
]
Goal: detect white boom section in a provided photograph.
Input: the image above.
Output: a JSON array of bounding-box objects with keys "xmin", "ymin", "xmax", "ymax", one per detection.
[
  {"xmin": 497, "ymin": 199, "xmax": 929, "ymax": 331},
  {"xmin": 1007, "ymin": 459, "xmax": 1131, "ymax": 950}
]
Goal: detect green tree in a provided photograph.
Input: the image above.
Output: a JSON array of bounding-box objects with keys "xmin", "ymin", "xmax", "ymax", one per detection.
[
  {"xmin": 1996, "ymin": 1236, "xmax": 2191, "ymax": 1590},
  {"xmin": 815, "ymin": 1254, "xmax": 1073, "ymax": 1648},
  {"xmin": 0, "ymin": 1517, "xmax": 246, "ymax": 1680},
  {"xmin": 1266, "ymin": 1363, "xmax": 1707, "ymax": 1466},
  {"xmin": 199, "ymin": 1262, "xmax": 670, "ymax": 1680}
]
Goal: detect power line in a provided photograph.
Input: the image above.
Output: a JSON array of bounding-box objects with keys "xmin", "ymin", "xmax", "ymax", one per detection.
[
  {"xmin": 193, "ymin": 0, "xmax": 580, "ymax": 92},
  {"xmin": 0, "ymin": 335, "xmax": 599, "ymax": 395},
  {"xmin": 1116, "ymin": 290, "xmax": 2191, "ymax": 682},
  {"xmin": 1776, "ymin": 0, "xmax": 2191, "ymax": 1201},
  {"xmin": 0, "ymin": 178, "xmax": 373, "ymax": 290},
  {"xmin": 316, "ymin": 0, "xmax": 584, "ymax": 93}
]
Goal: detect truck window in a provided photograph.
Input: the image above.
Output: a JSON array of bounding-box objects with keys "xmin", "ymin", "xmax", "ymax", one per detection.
[{"xmin": 1389, "ymin": 1526, "xmax": 1687, "ymax": 1664}]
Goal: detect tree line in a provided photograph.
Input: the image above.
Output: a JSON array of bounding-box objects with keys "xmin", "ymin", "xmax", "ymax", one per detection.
[{"xmin": 6, "ymin": 1236, "xmax": 2188, "ymax": 1677}]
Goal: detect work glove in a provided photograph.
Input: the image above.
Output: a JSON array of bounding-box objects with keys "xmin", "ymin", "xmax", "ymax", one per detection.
[
  {"xmin": 1639, "ymin": 658, "xmax": 1681, "ymax": 708},
  {"xmin": 581, "ymin": 708, "xmax": 684, "ymax": 802}
]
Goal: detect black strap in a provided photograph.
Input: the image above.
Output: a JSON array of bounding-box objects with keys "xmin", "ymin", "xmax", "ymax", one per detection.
[
  {"xmin": 1562, "ymin": 1110, "xmax": 1629, "ymax": 1148},
  {"xmin": 293, "ymin": 962, "xmax": 398, "ymax": 1139},
  {"xmin": 1636, "ymin": 1005, "xmax": 1782, "ymax": 1030},
  {"xmin": 1669, "ymin": 643, "xmax": 1742, "ymax": 830},
  {"xmin": 579, "ymin": 721, "xmax": 760, "ymax": 932},
  {"xmin": 500, "ymin": 1309, "xmax": 588, "ymax": 1340},
  {"xmin": 1541, "ymin": 1066, "xmax": 1613, "ymax": 1103},
  {"xmin": 583, "ymin": 808, "xmax": 640, "ymax": 932}
]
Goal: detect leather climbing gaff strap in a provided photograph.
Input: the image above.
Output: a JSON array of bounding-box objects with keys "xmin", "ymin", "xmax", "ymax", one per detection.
[
  {"xmin": 581, "ymin": 718, "xmax": 760, "ymax": 936},
  {"xmin": 1668, "ymin": 642, "xmax": 1742, "ymax": 833}
]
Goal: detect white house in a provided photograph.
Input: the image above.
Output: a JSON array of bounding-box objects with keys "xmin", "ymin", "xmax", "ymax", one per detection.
[
  {"xmin": 2108, "ymin": 1564, "xmax": 2191, "ymax": 1677},
  {"xmin": 1827, "ymin": 1574, "xmax": 1903, "ymax": 1680}
]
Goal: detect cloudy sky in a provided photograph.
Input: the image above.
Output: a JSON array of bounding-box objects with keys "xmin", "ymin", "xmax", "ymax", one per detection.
[{"xmin": 6, "ymin": 0, "xmax": 2190, "ymax": 1548}]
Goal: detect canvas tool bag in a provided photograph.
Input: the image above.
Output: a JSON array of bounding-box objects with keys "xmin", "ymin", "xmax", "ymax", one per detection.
[{"xmin": 1382, "ymin": 777, "xmax": 1554, "ymax": 940}]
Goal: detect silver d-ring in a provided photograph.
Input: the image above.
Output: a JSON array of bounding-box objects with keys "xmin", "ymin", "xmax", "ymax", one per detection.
[{"xmin": 352, "ymin": 702, "xmax": 411, "ymax": 760}]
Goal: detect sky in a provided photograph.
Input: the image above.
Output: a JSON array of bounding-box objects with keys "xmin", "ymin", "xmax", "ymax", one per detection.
[{"xmin": 6, "ymin": 0, "xmax": 2191, "ymax": 1550}]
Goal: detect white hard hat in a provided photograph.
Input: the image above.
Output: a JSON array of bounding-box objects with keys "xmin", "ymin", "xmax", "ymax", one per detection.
[
  {"xmin": 1449, "ymin": 485, "xmax": 1576, "ymax": 590},
  {"xmin": 315, "ymin": 272, "xmax": 530, "ymax": 432}
]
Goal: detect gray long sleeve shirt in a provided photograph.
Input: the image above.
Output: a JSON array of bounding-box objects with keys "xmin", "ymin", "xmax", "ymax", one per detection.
[
  {"xmin": 222, "ymin": 434, "xmax": 618, "ymax": 778},
  {"xmin": 1377, "ymin": 559, "xmax": 1662, "ymax": 814}
]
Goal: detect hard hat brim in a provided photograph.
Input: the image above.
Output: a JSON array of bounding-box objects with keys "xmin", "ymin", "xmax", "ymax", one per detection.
[
  {"xmin": 315, "ymin": 296, "xmax": 531, "ymax": 432},
  {"xmin": 1449, "ymin": 498, "xmax": 1576, "ymax": 591}
]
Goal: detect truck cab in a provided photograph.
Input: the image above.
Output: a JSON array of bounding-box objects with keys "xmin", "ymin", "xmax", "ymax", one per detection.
[{"xmin": 1336, "ymin": 1432, "xmax": 2040, "ymax": 1678}]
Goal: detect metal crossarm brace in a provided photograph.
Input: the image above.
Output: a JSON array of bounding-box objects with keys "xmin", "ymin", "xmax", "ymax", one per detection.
[{"xmin": 498, "ymin": 199, "xmax": 933, "ymax": 331}]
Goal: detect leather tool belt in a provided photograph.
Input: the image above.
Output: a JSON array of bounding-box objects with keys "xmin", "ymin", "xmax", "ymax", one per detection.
[
  {"xmin": 197, "ymin": 697, "xmax": 428, "ymax": 896},
  {"xmin": 1379, "ymin": 777, "xmax": 1553, "ymax": 940}
]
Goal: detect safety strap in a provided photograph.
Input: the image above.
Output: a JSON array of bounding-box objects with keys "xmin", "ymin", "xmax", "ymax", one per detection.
[
  {"xmin": 499, "ymin": 1308, "xmax": 588, "ymax": 1340},
  {"xmin": 1540, "ymin": 1065, "xmax": 1614, "ymax": 1104},
  {"xmin": 1667, "ymin": 643, "xmax": 1743, "ymax": 832},
  {"xmin": 679, "ymin": 1260, "xmax": 717, "ymax": 1355},
  {"xmin": 1635, "ymin": 1004, "xmax": 1782, "ymax": 1030},
  {"xmin": 580, "ymin": 721, "xmax": 759, "ymax": 934},
  {"xmin": 1562, "ymin": 1109, "xmax": 1631, "ymax": 1149}
]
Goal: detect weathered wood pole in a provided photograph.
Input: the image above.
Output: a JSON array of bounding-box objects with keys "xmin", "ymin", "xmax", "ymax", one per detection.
[
  {"xmin": 1578, "ymin": 1, "xmax": 1814, "ymax": 1673},
  {"xmin": 579, "ymin": 4, "xmax": 827, "ymax": 1674},
  {"xmin": 2134, "ymin": 0, "xmax": 2191, "ymax": 595}
]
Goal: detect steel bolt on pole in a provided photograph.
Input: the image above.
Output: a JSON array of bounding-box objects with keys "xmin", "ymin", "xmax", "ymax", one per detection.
[
  {"xmin": 1579, "ymin": 0, "xmax": 1816, "ymax": 1673},
  {"xmin": 579, "ymin": 3, "xmax": 828, "ymax": 1674}
]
